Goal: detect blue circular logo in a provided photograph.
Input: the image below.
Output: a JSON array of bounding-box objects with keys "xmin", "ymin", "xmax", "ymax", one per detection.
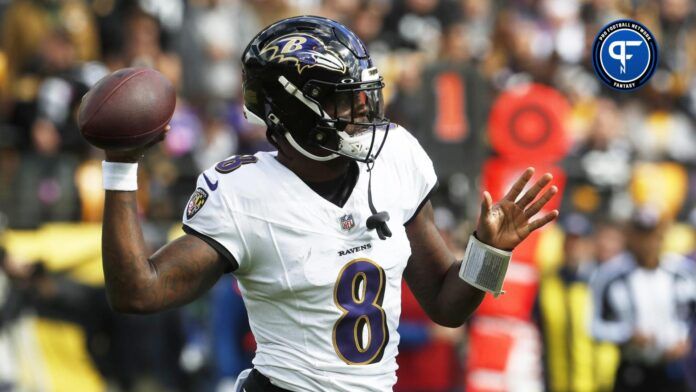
[{"xmin": 592, "ymin": 19, "xmax": 658, "ymax": 91}]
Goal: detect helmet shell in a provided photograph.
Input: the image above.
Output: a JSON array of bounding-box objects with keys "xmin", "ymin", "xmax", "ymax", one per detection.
[{"xmin": 242, "ymin": 16, "xmax": 378, "ymax": 144}]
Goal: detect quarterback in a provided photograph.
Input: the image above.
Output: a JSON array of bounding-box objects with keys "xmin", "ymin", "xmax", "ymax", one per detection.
[{"xmin": 100, "ymin": 16, "xmax": 558, "ymax": 391}]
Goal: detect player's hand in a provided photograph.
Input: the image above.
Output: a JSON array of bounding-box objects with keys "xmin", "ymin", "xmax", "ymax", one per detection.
[
  {"xmin": 475, "ymin": 168, "xmax": 558, "ymax": 250},
  {"xmin": 104, "ymin": 125, "xmax": 170, "ymax": 163}
]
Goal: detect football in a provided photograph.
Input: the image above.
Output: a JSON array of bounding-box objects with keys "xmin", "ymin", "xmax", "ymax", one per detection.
[{"xmin": 78, "ymin": 67, "xmax": 176, "ymax": 150}]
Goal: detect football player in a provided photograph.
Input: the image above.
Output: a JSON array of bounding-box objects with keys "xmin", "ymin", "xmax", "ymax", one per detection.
[{"xmin": 100, "ymin": 16, "xmax": 558, "ymax": 391}]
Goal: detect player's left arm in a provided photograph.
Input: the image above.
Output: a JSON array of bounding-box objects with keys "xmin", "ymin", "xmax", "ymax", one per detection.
[{"xmin": 404, "ymin": 168, "xmax": 558, "ymax": 327}]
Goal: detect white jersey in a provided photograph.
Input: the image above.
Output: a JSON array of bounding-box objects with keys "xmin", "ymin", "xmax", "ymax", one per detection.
[{"xmin": 182, "ymin": 126, "xmax": 437, "ymax": 391}]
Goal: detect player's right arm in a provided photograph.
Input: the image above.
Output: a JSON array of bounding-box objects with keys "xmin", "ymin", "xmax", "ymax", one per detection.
[{"xmin": 102, "ymin": 150, "xmax": 229, "ymax": 314}]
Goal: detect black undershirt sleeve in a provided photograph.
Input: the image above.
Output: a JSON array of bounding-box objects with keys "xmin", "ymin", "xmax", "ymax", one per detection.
[
  {"xmin": 404, "ymin": 181, "xmax": 439, "ymax": 226},
  {"xmin": 182, "ymin": 224, "xmax": 238, "ymax": 272}
]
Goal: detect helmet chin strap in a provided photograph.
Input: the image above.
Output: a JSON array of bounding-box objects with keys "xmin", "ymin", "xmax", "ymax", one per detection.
[
  {"xmin": 277, "ymin": 75, "xmax": 341, "ymax": 162},
  {"xmin": 284, "ymin": 131, "xmax": 339, "ymax": 161}
]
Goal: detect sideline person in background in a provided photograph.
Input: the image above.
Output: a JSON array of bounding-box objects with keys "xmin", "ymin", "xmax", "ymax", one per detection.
[{"xmin": 592, "ymin": 208, "xmax": 696, "ymax": 392}]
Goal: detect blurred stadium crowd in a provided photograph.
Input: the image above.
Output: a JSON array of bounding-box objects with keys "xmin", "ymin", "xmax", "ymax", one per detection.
[{"xmin": 0, "ymin": 0, "xmax": 696, "ymax": 391}]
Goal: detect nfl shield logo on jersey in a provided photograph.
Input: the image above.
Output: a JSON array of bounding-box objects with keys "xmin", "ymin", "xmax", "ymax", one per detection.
[{"xmin": 340, "ymin": 214, "xmax": 355, "ymax": 231}]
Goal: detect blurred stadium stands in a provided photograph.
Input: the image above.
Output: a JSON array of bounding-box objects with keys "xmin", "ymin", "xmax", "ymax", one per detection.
[{"xmin": 0, "ymin": 0, "xmax": 695, "ymax": 391}]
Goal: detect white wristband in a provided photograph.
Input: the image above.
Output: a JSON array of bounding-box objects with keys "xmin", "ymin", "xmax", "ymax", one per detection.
[
  {"xmin": 459, "ymin": 234, "xmax": 512, "ymax": 297},
  {"xmin": 102, "ymin": 161, "xmax": 138, "ymax": 191}
]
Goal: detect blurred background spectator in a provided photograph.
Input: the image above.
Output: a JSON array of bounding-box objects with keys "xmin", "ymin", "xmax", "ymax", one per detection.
[
  {"xmin": 1, "ymin": 0, "xmax": 696, "ymax": 391},
  {"xmin": 592, "ymin": 208, "xmax": 696, "ymax": 392}
]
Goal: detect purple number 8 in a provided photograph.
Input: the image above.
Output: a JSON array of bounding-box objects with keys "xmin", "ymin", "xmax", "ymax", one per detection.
[
  {"xmin": 332, "ymin": 259, "xmax": 389, "ymax": 365},
  {"xmin": 215, "ymin": 155, "xmax": 258, "ymax": 174}
]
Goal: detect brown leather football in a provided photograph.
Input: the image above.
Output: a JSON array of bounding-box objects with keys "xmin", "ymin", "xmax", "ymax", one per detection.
[{"xmin": 78, "ymin": 67, "xmax": 176, "ymax": 150}]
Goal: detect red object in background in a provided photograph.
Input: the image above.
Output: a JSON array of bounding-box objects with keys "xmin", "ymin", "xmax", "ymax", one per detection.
[
  {"xmin": 465, "ymin": 319, "xmax": 543, "ymax": 392},
  {"xmin": 395, "ymin": 282, "xmax": 459, "ymax": 392},
  {"xmin": 488, "ymin": 83, "xmax": 570, "ymax": 160},
  {"xmin": 475, "ymin": 261, "xmax": 539, "ymax": 320},
  {"xmin": 467, "ymin": 324, "xmax": 514, "ymax": 372},
  {"xmin": 434, "ymin": 72, "xmax": 468, "ymax": 142}
]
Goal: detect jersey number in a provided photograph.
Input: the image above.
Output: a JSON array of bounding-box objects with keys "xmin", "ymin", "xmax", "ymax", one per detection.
[
  {"xmin": 215, "ymin": 155, "xmax": 257, "ymax": 173},
  {"xmin": 332, "ymin": 259, "xmax": 389, "ymax": 365}
]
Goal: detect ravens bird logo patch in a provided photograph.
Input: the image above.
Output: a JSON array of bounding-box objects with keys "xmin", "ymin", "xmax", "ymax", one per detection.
[{"xmin": 186, "ymin": 188, "xmax": 209, "ymax": 220}]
